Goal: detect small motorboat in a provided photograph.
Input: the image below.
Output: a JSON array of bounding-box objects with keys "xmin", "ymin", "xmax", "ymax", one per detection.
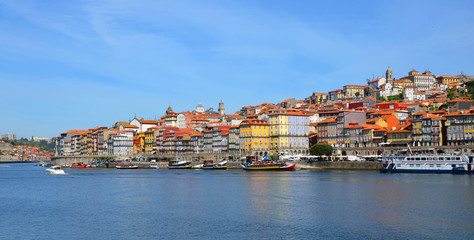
[
  {"xmin": 116, "ymin": 163, "xmax": 139, "ymax": 169},
  {"xmin": 46, "ymin": 166, "xmax": 66, "ymax": 175},
  {"xmin": 71, "ymin": 162, "xmax": 91, "ymax": 168}
]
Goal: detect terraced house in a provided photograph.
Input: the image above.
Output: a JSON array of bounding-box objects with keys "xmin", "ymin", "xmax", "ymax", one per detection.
[
  {"xmin": 240, "ymin": 119, "xmax": 269, "ymax": 156},
  {"xmin": 269, "ymin": 111, "xmax": 310, "ymax": 156},
  {"xmin": 445, "ymin": 109, "xmax": 474, "ymax": 146}
]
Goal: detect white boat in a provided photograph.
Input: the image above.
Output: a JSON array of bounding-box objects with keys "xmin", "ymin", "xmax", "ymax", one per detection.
[
  {"xmin": 192, "ymin": 164, "xmax": 203, "ymax": 169},
  {"xmin": 380, "ymin": 154, "xmax": 474, "ymax": 174},
  {"xmin": 46, "ymin": 166, "xmax": 65, "ymax": 175},
  {"xmin": 218, "ymin": 160, "xmax": 228, "ymax": 166}
]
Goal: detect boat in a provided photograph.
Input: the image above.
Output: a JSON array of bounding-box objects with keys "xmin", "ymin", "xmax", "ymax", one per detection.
[
  {"xmin": 167, "ymin": 160, "xmax": 192, "ymax": 169},
  {"xmin": 46, "ymin": 166, "xmax": 66, "ymax": 175},
  {"xmin": 380, "ymin": 154, "xmax": 474, "ymax": 174},
  {"xmin": 116, "ymin": 163, "xmax": 139, "ymax": 169},
  {"xmin": 240, "ymin": 156, "xmax": 296, "ymax": 171},
  {"xmin": 71, "ymin": 162, "xmax": 90, "ymax": 168},
  {"xmin": 149, "ymin": 164, "xmax": 159, "ymax": 169},
  {"xmin": 201, "ymin": 160, "xmax": 228, "ymax": 170},
  {"xmin": 192, "ymin": 164, "xmax": 203, "ymax": 169}
]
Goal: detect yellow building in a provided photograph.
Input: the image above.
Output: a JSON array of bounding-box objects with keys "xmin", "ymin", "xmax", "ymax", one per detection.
[
  {"xmin": 144, "ymin": 128, "xmax": 156, "ymax": 154},
  {"xmin": 269, "ymin": 113, "xmax": 288, "ymax": 156},
  {"xmin": 269, "ymin": 112, "xmax": 310, "ymax": 156},
  {"xmin": 239, "ymin": 119, "xmax": 269, "ymax": 156}
]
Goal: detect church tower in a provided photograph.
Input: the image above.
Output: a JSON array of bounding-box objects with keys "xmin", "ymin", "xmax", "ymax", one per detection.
[
  {"xmin": 218, "ymin": 100, "xmax": 225, "ymax": 116},
  {"xmin": 386, "ymin": 66, "xmax": 393, "ymax": 83},
  {"xmin": 166, "ymin": 105, "xmax": 173, "ymax": 115}
]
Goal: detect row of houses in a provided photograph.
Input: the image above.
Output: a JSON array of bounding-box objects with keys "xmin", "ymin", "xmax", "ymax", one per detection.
[
  {"xmin": 55, "ymin": 67, "xmax": 474, "ymax": 157},
  {"xmin": 314, "ymin": 101, "xmax": 474, "ymax": 149},
  {"xmin": 55, "ymin": 97, "xmax": 473, "ymax": 158}
]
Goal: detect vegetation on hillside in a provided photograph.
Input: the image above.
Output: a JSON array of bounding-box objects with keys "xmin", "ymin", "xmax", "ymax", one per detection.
[{"xmin": 3, "ymin": 139, "xmax": 55, "ymax": 152}]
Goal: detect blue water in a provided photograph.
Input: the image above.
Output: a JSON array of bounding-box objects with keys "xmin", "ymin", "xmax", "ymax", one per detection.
[{"xmin": 0, "ymin": 164, "xmax": 473, "ymax": 240}]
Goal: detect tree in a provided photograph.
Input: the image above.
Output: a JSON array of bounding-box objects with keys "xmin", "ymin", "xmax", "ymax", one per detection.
[
  {"xmin": 447, "ymin": 90, "xmax": 455, "ymax": 100},
  {"xmin": 465, "ymin": 80, "xmax": 474, "ymax": 100},
  {"xmin": 0, "ymin": 150, "xmax": 3, "ymax": 155},
  {"xmin": 438, "ymin": 103, "xmax": 448, "ymax": 111},
  {"xmin": 309, "ymin": 143, "xmax": 333, "ymax": 156},
  {"xmin": 355, "ymin": 92, "xmax": 360, "ymax": 98}
]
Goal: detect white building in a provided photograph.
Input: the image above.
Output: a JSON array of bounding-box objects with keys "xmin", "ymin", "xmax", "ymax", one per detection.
[{"xmin": 129, "ymin": 117, "xmax": 158, "ymax": 132}]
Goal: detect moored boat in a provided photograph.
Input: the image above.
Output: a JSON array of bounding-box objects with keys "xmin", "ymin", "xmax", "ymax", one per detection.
[
  {"xmin": 71, "ymin": 162, "xmax": 90, "ymax": 168},
  {"xmin": 201, "ymin": 160, "xmax": 228, "ymax": 170},
  {"xmin": 116, "ymin": 163, "xmax": 139, "ymax": 169},
  {"xmin": 240, "ymin": 156, "xmax": 296, "ymax": 171},
  {"xmin": 380, "ymin": 154, "xmax": 474, "ymax": 174},
  {"xmin": 46, "ymin": 165, "xmax": 66, "ymax": 175},
  {"xmin": 167, "ymin": 160, "xmax": 192, "ymax": 169}
]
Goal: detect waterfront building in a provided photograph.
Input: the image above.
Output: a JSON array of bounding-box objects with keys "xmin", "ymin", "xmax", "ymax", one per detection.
[
  {"xmin": 445, "ymin": 109, "xmax": 474, "ymax": 146},
  {"xmin": 413, "ymin": 112, "xmax": 446, "ymax": 147},
  {"xmin": 336, "ymin": 110, "xmax": 366, "ymax": 147},
  {"xmin": 144, "ymin": 127, "xmax": 157, "ymax": 154},
  {"xmin": 108, "ymin": 131, "xmax": 133, "ymax": 156},
  {"xmin": 191, "ymin": 132, "xmax": 204, "ymax": 153},
  {"xmin": 228, "ymin": 125, "xmax": 240, "ymax": 155},
  {"xmin": 387, "ymin": 128, "xmax": 413, "ymax": 147},
  {"xmin": 269, "ymin": 111, "xmax": 310, "ymax": 156},
  {"xmin": 240, "ymin": 119, "xmax": 270, "ymax": 156},
  {"xmin": 316, "ymin": 118, "xmax": 338, "ymax": 146}
]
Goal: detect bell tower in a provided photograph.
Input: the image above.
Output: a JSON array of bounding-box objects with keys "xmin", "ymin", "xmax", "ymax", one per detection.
[{"xmin": 218, "ymin": 100, "xmax": 225, "ymax": 116}]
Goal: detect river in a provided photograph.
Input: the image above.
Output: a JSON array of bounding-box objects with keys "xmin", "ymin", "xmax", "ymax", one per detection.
[{"xmin": 0, "ymin": 163, "xmax": 472, "ymax": 239}]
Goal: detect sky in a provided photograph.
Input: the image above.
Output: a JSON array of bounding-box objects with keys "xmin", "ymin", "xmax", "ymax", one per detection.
[{"xmin": 0, "ymin": 0, "xmax": 473, "ymax": 138}]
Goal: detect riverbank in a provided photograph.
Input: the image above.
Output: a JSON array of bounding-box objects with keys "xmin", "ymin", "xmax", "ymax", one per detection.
[{"xmin": 51, "ymin": 157, "xmax": 382, "ymax": 170}]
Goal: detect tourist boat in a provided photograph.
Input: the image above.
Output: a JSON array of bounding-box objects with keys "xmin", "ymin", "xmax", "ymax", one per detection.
[
  {"xmin": 201, "ymin": 160, "xmax": 228, "ymax": 170},
  {"xmin": 46, "ymin": 166, "xmax": 66, "ymax": 175},
  {"xmin": 116, "ymin": 163, "xmax": 139, "ymax": 169},
  {"xmin": 167, "ymin": 160, "xmax": 192, "ymax": 169},
  {"xmin": 240, "ymin": 156, "xmax": 296, "ymax": 171},
  {"xmin": 380, "ymin": 154, "xmax": 474, "ymax": 174},
  {"xmin": 71, "ymin": 162, "xmax": 90, "ymax": 168}
]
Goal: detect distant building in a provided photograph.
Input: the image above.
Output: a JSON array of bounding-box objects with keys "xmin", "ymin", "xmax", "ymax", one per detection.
[{"xmin": 0, "ymin": 133, "xmax": 16, "ymax": 140}]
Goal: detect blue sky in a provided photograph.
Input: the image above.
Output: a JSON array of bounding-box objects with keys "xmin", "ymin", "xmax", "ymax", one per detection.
[{"xmin": 1, "ymin": 0, "xmax": 473, "ymax": 138}]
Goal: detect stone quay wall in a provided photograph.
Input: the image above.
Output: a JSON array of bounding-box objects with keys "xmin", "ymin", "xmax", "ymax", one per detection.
[{"xmin": 301, "ymin": 161, "xmax": 382, "ymax": 170}]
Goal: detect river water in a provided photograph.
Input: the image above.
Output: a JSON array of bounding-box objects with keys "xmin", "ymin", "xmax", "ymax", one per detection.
[{"xmin": 0, "ymin": 163, "xmax": 472, "ymax": 239}]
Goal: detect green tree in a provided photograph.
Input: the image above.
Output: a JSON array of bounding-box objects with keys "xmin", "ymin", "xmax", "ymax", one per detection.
[
  {"xmin": 309, "ymin": 143, "xmax": 333, "ymax": 156},
  {"xmin": 447, "ymin": 90, "xmax": 455, "ymax": 100},
  {"xmin": 465, "ymin": 80, "xmax": 474, "ymax": 100},
  {"xmin": 0, "ymin": 150, "xmax": 3, "ymax": 155},
  {"xmin": 438, "ymin": 103, "xmax": 448, "ymax": 111},
  {"xmin": 355, "ymin": 92, "xmax": 360, "ymax": 98}
]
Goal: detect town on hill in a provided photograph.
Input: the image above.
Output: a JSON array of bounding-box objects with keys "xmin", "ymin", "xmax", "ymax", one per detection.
[{"xmin": 50, "ymin": 67, "xmax": 474, "ymax": 159}]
